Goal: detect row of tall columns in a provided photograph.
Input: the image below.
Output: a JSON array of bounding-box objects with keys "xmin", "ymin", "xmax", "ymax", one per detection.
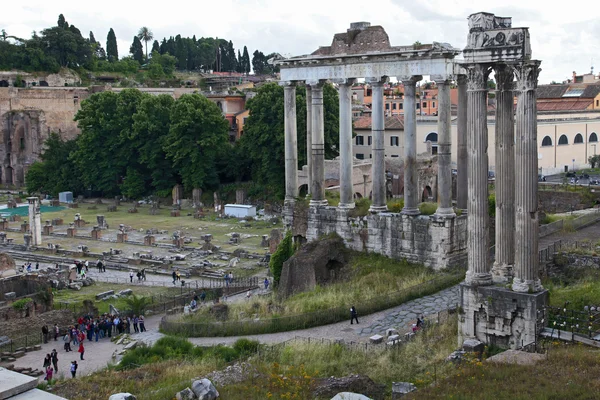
[
  {"xmin": 309, "ymin": 82, "xmax": 327, "ymax": 206},
  {"xmin": 464, "ymin": 61, "xmax": 543, "ymax": 293},
  {"xmin": 401, "ymin": 76, "xmax": 421, "ymax": 215},
  {"xmin": 434, "ymin": 79, "xmax": 455, "ymax": 217},
  {"xmin": 456, "ymin": 76, "xmax": 468, "ymax": 212},
  {"xmin": 337, "ymin": 79, "xmax": 355, "ymax": 208},
  {"xmin": 368, "ymin": 78, "xmax": 387, "ymax": 212},
  {"xmin": 284, "ymin": 83, "xmax": 298, "ymax": 203}
]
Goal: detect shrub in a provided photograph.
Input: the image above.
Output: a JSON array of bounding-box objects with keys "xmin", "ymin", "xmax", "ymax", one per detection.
[
  {"xmin": 387, "ymin": 198, "xmax": 404, "ymax": 213},
  {"xmin": 488, "ymin": 193, "xmax": 496, "ymax": 217},
  {"xmin": 233, "ymin": 338, "xmax": 261, "ymax": 357},
  {"xmin": 269, "ymin": 230, "xmax": 294, "ymax": 285},
  {"xmin": 419, "ymin": 202, "xmax": 437, "ymax": 215},
  {"xmin": 349, "ymin": 197, "xmax": 371, "ymax": 217},
  {"xmin": 12, "ymin": 297, "xmax": 33, "ymax": 310}
]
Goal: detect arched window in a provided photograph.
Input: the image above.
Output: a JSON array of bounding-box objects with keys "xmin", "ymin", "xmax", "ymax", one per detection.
[
  {"xmin": 541, "ymin": 136, "xmax": 553, "ymax": 147},
  {"xmin": 558, "ymin": 134, "xmax": 569, "ymax": 145},
  {"xmin": 425, "ymin": 132, "xmax": 438, "ymax": 142},
  {"xmin": 590, "ymin": 132, "xmax": 598, "ymax": 143},
  {"xmin": 574, "ymin": 133, "xmax": 584, "ymax": 144}
]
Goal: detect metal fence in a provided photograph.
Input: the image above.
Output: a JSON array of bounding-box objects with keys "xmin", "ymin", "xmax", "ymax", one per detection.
[
  {"xmin": 90, "ymin": 275, "xmax": 260, "ymax": 290},
  {"xmin": 159, "ymin": 273, "xmax": 463, "ymax": 337},
  {"xmin": 0, "ymin": 332, "xmax": 43, "ymax": 353},
  {"xmin": 545, "ymin": 305, "xmax": 600, "ymax": 340}
]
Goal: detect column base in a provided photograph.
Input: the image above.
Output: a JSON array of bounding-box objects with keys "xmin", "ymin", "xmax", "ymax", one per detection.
[
  {"xmin": 401, "ymin": 207, "xmax": 420, "ymax": 216},
  {"xmin": 284, "ymin": 198, "xmax": 296, "ymax": 207},
  {"xmin": 491, "ymin": 262, "xmax": 514, "ymax": 284},
  {"xmin": 309, "ymin": 199, "xmax": 328, "ymax": 207},
  {"xmin": 512, "ymin": 277, "xmax": 543, "ymax": 293},
  {"xmin": 338, "ymin": 202, "xmax": 355, "ymax": 209},
  {"xmin": 369, "ymin": 205, "xmax": 388, "ymax": 213},
  {"xmin": 465, "ymin": 271, "xmax": 493, "ymax": 286},
  {"xmin": 434, "ymin": 207, "xmax": 456, "ymax": 218}
]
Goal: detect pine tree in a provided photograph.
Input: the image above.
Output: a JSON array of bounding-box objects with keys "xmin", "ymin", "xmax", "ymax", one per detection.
[
  {"xmin": 237, "ymin": 50, "xmax": 243, "ymax": 73},
  {"xmin": 151, "ymin": 40, "xmax": 160, "ymax": 55},
  {"xmin": 57, "ymin": 14, "xmax": 66, "ymax": 29},
  {"xmin": 106, "ymin": 28, "xmax": 118, "ymax": 62},
  {"xmin": 89, "ymin": 31, "xmax": 96, "ymax": 44},
  {"xmin": 130, "ymin": 36, "xmax": 144, "ymax": 64},
  {"xmin": 242, "ymin": 46, "xmax": 250, "ymax": 74}
]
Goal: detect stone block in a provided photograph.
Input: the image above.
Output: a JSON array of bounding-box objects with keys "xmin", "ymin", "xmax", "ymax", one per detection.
[
  {"xmin": 462, "ymin": 339, "xmax": 485, "ymax": 354},
  {"xmin": 117, "ymin": 233, "xmax": 128, "ymax": 243},
  {"xmin": 386, "ymin": 328, "xmax": 398, "ymax": 337},
  {"xmin": 108, "ymin": 394, "xmax": 137, "ymax": 400},
  {"xmin": 176, "ymin": 387, "xmax": 196, "ymax": 400},
  {"xmin": 369, "ymin": 334, "xmax": 384, "ymax": 344},
  {"xmin": 5, "ymin": 292, "xmax": 16, "ymax": 300},
  {"xmin": 12, "ymin": 351, "xmax": 25, "ymax": 358},
  {"xmin": 388, "ymin": 334, "xmax": 400, "ymax": 343},
  {"xmin": 392, "ymin": 382, "xmax": 417, "ymax": 399},
  {"xmin": 96, "ymin": 290, "xmax": 115, "ymax": 300},
  {"xmin": 43, "ymin": 225, "xmax": 53, "ymax": 235},
  {"xmin": 191, "ymin": 378, "xmax": 219, "ymax": 400},
  {"xmin": 33, "ymin": 345, "xmax": 42, "ymax": 351},
  {"xmin": 331, "ymin": 393, "xmax": 372, "ymax": 400},
  {"xmin": 118, "ymin": 289, "xmax": 133, "ymax": 297},
  {"xmin": 404, "ymin": 332, "xmax": 415, "ymax": 341},
  {"xmin": 0, "ymin": 367, "xmax": 38, "ymax": 398},
  {"xmin": 66, "ymin": 227, "xmax": 76, "ymax": 237},
  {"xmin": 170, "ymin": 210, "xmax": 180, "ymax": 217}
]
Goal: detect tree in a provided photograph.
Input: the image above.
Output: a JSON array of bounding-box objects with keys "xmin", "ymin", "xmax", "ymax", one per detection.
[
  {"xmin": 242, "ymin": 46, "xmax": 250, "ymax": 74},
  {"xmin": 237, "ymin": 49, "xmax": 243, "ymax": 73},
  {"xmin": 269, "ymin": 230, "xmax": 293, "ymax": 285},
  {"xmin": 106, "ymin": 28, "xmax": 118, "ymax": 62},
  {"xmin": 252, "ymin": 50, "xmax": 267, "ymax": 74},
  {"xmin": 239, "ymin": 82, "xmax": 339, "ymax": 199},
  {"xmin": 589, "ymin": 154, "xmax": 600, "ymax": 168},
  {"xmin": 163, "ymin": 94, "xmax": 229, "ymax": 191},
  {"xmin": 57, "ymin": 14, "xmax": 66, "ymax": 29},
  {"xmin": 151, "ymin": 40, "xmax": 160, "ymax": 55},
  {"xmin": 129, "ymin": 36, "xmax": 144, "ymax": 64},
  {"xmin": 122, "ymin": 295, "xmax": 151, "ymax": 315},
  {"xmin": 137, "ymin": 27, "xmax": 153, "ymax": 61}
]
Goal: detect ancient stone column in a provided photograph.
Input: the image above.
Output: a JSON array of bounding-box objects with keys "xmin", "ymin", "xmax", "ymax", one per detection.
[
  {"xmin": 456, "ymin": 75, "xmax": 468, "ymax": 212},
  {"xmin": 306, "ymin": 85, "xmax": 313, "ymax": 195},
  {"xmin": 401, "ymin": 75, "xmax": 422, "ymax": 215},
  {"xmin": 512, "ymin": 61, "xmax": 543, "ymax": 293},
  {"xmin": 283, "ymin": 82, "xmax": 298, "ymax": 203},
  {"xmin": 368, "ymin": 78, "xmax": 387, "ymax": 212},
  {"xmin": 309, "ymin": 81, "xmax": 327, "ymax": 206},
  {"xmin": 434, "ymin": 79, "xmax": 455, "ymax": 217},
  {"xmin": 465, "ymin": 64, "xmax": 492, "ymax": 286},
  {"xmin": 337, "ymin": 79, "xmax": 356, "ymax": 208},
  {"xmin": 27, "ymin": 197, "xmax": 42, "ymax": 246},
  {"xmin": 492, "ymin": 65, "xmax": 515, "ymax": 283}
]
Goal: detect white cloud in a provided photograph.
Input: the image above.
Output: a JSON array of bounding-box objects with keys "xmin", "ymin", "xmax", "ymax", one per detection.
[{"xmin": 1, "ymin": 0, "xmax": 598, "ymax": 83}]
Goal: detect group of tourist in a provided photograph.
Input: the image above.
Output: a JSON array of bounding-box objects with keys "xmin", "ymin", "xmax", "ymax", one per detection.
[
  {"xmin": 189, "ymin": 291, "xmax": 207, "ymax": 310},
  {"xmin": 96, "ymin": 260, "xmax": 106, "ymax": 273},
  {"xmin": 129, "ymin": 269, "xmax": 147, "ymax": 283},
  {"xmin": 172, "ymin": 269, "xmax": 182, "ymax": 285}
]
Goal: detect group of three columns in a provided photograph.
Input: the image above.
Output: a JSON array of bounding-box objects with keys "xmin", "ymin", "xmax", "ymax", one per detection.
[{"xmin": 283, "ymin": 76, "xmax": 455, "ymax": 218}]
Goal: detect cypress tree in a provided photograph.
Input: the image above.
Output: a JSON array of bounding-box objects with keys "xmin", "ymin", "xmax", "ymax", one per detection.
[{"xmin": 106, "ymin": 28, "xmax": 118, "ymax": 62}]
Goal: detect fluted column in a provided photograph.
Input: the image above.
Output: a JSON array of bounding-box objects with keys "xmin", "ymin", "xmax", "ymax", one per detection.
[
  {"xmin": 401, "ymin": 75, "xmax": 422, "ymax": 215},
  {"xmin": 368, "ymin": 77, "xmax": 387, "ymax": 212},
  {"xmin": 492, "ymin": 65, "xmax": 515, "ymax": 283},
  {"xmin": 306, "ymin": 85, "xmax": 313, "ymax": 195},
  {"xmin": 434, "ymin": 79, "xmax": 455, "ymax": 217},
  {"xmin": 309, "ymin": 81, "xmax": 327, "ymax": 206},
  {"xmin": 337, "ymin": 79, "xmax": 356, "ymax": 208},
  {"xmin": 512, "ymin": 61, "xmax": 543, "ymax": 293},
  {"xmin": 283, "ymin": 82, "xmax": 298, "ymax": 203},
  {"xmin": 465, "ymin": 64, "xmax": 492, "ymax": 286},
  {"xmin": 456, "ymin": 75, "xmax": 468, "ymax": 212}
]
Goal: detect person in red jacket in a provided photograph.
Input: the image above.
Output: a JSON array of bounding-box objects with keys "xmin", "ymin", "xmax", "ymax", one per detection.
[{"xmin": 78, "ymin": 342, "xmax": 84, "ymax": 360}]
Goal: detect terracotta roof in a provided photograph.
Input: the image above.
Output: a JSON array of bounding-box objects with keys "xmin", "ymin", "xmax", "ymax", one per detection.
[
  {"xmin": 536, "ymin": 85, "xmax": 569, "ymax": 99},
  {"xmin": 354, "ymin": 115, "xmax": 404, "ymax": 130},
  {"xmin": 582, "ymin": 85, "xmax": 600, "ymax": 98},
  {"xmin": 537, "ymin": 99, "xmax": 593, "ymax": 111}
]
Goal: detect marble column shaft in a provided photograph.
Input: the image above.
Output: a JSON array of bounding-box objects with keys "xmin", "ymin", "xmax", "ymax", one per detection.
[
  {"xmin": 456, "ymin": 75, "xmax": 468, "ymax": 212},
  {"xmin": 492, "ymin": 65, "xmax": 515, "ymax": 282},
  {"xmin": 434, "ymin": 80, "xmax": 454, "ymax": 217},
  {"xmin": 465, "ymin": 64, "xmax": 492, "ymax": 286},
  {"xmin": 401, "ymin": 76, "xmax": 422, "ymax": 215},
  {"xmin": 283, "ymin": 83, "xmax": 298, "ymax": 202},
  {"xmin": 338, "ymin": 80, "xmax": 355, "ymax": 208},
  {"xmin": 369, "ymin": 79, "xmax": 387, "ymax": 212},
  {"xmin": 310, "ymin": 83, "xmax": 327, "ymax": 206},
  {"xmin": 512, "ymin": 61, "xmax": 543, "ymax": 293},
  {"xmin": 306, "ymin": 86, "xmax": 313, "ymax": 195}
]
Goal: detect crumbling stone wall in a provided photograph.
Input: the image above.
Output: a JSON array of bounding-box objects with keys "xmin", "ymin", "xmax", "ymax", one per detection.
[{"xmin": 0, "ymin": 309, "xmax": 74, "ymax": 338}]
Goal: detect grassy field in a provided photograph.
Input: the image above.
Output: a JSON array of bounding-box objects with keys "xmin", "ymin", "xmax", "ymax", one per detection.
[
  {"xmin": 179, "ymin": 252, "xmax": 447, "ymax": 323},
  {"xmin": 52, "ymin": 316, "xmax": 458, "ymax": 400},
  {"xmin": 53, "ymin": 282, "xmax": 186, "ymax": 314}
]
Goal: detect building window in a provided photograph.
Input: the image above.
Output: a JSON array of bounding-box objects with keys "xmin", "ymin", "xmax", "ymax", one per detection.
[
  {"xmin": 243, "ymin": 117, "xmax": 248, "ymax": 124},
  {"xmin": 385, "ymin": 103, "xmax": 390, "ymax": 110},
  {"xmin": 368, "ymin": 136, "xmax": 372, "ymax": 146},
  {"xmin": 597, "ymin": 99, "xmax": 599, "ymax": 107},
  {"xmin": 541, "ymin": 136, "xmax": 553, "ymax": 147},
  {"xmin": 590, "ymin": 132, "xmax": 599, "ymax": 142},
  {"xmin": 369, "ymin": 154, "xmax": 372, "ymax": 158},
  {"xmin": 558, "ymin": 134, "xmax": 569, "ymax": 145},
  {"xmin": 20, "ymin": 138, "xmax": 25, "ymax": 150},
  {"xmin": 392, "ymin": 103, "xmax": 397, "ymax": 110},
  {"xmin": 391, "ymin": 154, "xmax": 399, "ymax": 157},
  {"xmin": 356, "ymin": 153, "xmax": 364, "ymax": 159},
  {"xmin": 574, "ymin": 133, "xmax": 584, "ymax": 144},
  {"xmin": 356, "ymin": 135, "xmax": 364, "ymax": 146},
  {"xmin": 432, "ymin": 101, "xmax": 436, "ymax": 108},
  {"xmin": 422, "ymin": 102, "xmax": 427, "ymax": 108},
  {"xmin": 399, "ymin": 103, "xmax": 403, "ymax": 110},
  {"xmin": 416, "ymin": 103, "xmax": 420, "ymax": 109},
  {"xmin": 431, "ymin": 146, "xmax": 438, "ymax": 155},
  {"xmin": 425, "ymin": 132, "xmax": 438, "ymax": 142},
  {"xmin": 390, "ymin": 136, "xmax": 399, "ymax": 146}
]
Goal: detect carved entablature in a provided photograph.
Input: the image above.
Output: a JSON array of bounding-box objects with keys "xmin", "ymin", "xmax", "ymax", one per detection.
[{"xmin": 463, "ymin": 12, "xmax": 531, "ymax": 64}]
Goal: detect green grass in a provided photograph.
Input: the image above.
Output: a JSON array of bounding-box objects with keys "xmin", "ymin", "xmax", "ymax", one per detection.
[
  {"xmin": 540, "ymin": 213, "xmax": 576, "ymax": 225},
  {"xmin": 53, "ymin": 282, "xmax": 184, "ymax": 314},
  {"xmin": 419, "ymin": 202, "xmax": 437, "ymax": 215},
  {"xmin": 547, "ymin": 280, "xmax": 600, "ymax": 309},
  {"xmin": 410, "ymin": 343, "xmax": 600, "ymax": 400}
]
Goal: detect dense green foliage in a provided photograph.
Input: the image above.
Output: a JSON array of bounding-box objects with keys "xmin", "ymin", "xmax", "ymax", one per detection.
[
  {"xmin": 269, "ymin": 230, "xmax": 294, "ymax": 285},
  {"xmin": 240, "ymin": 82, "xmax": 339, "ymax": 198},
  {"xmin": 129, "ymin": 36, "xmax": 144, "ymax": 64},
  {"xmin": 106, "ymin": 28, "xmax": 118, "ymax": 62}
]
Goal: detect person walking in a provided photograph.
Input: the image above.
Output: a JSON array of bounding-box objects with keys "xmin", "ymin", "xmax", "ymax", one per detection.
[
  {"xmin": 78, "ymin": 342, "xmax": 84, "ymax": 360},
  {"xmin": 138, "ymin": 315, "xmax": 146, "ymax": 332},
  {"xmin": 51, "ymin": 349, "xmax": 59, "ymax": 372},
  {"xmin": 200, "ymin": 290, "xmax": 206, "ymax": 303},
  {"xmin": 129, "ymin": 270, "xmax": 134, "ymax": 283},
  {"xmin": 54, "ymin": 324, "xmax": 60, "ymax": 341},
  {"xmin": 133, "ymin": 316, "xmax": 139, "ymax": 333},
  {"xmin": 264, "ymin": 278, "xmax": 269, "ymax": 290},
  {"xmin": 350, "ymin": 306, "xmax": 359, "ymax": 325},
  {"xmin": 43, "ymin": 353, "xmax": 51, "ymax": 369},
  {"xmin": 45, "ymin": 366, "xmax": 53, "ymax": 382},
  {"xmin": 172, "ymin": 270, "xmax": 177, "ymax": 285},
  {"xmin": 63, "ymin": 332, "xmax": 72, "ymax": 352},
  {"xmin": 70, "ymin": 361, "xmax": 78, "ymax": 378}
]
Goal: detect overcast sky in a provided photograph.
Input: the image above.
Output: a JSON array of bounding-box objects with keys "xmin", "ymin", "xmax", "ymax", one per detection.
[{"xmin": 2, "ymin": 0, "xmax": 598, "ymax": 84}]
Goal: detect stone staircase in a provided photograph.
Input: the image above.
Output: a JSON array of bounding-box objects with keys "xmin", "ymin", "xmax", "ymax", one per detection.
[{"xmin": 0, "ymin": 367, "xmax": 67, "ymax": 399}]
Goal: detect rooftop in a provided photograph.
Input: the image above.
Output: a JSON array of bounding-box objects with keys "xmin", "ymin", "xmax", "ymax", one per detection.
[{"xmin": 354, "ymin": 115, "xmax": 404, "ymax": 130}]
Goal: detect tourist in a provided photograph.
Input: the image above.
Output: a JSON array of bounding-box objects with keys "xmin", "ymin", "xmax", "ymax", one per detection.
[
  {"xmin": 176, "ymin": 270, "xmax": 181, "ymax": 281},
  {"xmin": 35, "ymin": 262, "xmax": 39, "ymax": 270},
  {"xmin": 102, "ymin": 263, "xmax": 106, "ymax": 272},
  {"xmin": 246, "ymin": 290, "xmax": 252, "ymax": 301},
  {"xmin": 228, "ymin": 272, "xmax": 234, "ymax": 284},
  {"xmin": 70, "ymin": 361, "xmax": 77, "ymax": 378},
  {"xmin": 26, "ymin": 264, "xmax": 32, "ymax": 273},
  {"xmin": 97, "ymin": 260, "xmax": 103, "ymax": 273},
  {"xmin": 350, "ymin": 306, "xmax": 359, "ymax": 324},
  {"xmin": 63, "ymin": 333, "xmax": 72, "ymax": 352},
  {"xmin": 138, "ymin": 315, "xmax": 146, "ymax": 332},
  {"xmin": 133, "ymin": 316, "xmax": 139, "ymax": 333},
  {"xmin": 84, "ymin": 260, "xmax": 89, "ymax": 272},
  {"xmin": 45, "ymin": 366, "xmax": 53, "ymax": 382},
  {"xmin": 264, "ymin": 278, "xmax": 269, "ymax": 290},
  {"xmin": 200, "ymin": 290, "xmax": 206, "ymax": 303},
  {"xmin": 190, "ymin": 298, "xmax": 197, "ymax": 310},
  {"xmin": 42, "ymin": 325, "xmax": 49, "ymax": 343},
  {"xmin": 51, "ymin": 349, "xmax": 58, "ymax": 372},
  {"xmin": 129, "ymin": 270, "xmax": 134, "ymax": 283},
  {"xmin": 78, "ymin": 342, "xmax": 84, "ymax": 360},
  {"xmin": 54, "ymin": 324, "xmax": 59, "ymax": 341},
  {"xmin": 172, "ymin": 270, "xmax": 177, "ymax": 285},
  {"xmin": 416, "ymin": 315, "xmax": 424, "ymax": 330},
  {"xmin": 141, "ymin": 268, "xmax": 146, "ymax": 281},
  {"xmin": 43, "ymin": 353, "xmax": 51, "ymax": 369},
  {"xmin": 136, "ymin": 271, "xmax": 142, "ymax": 282}
]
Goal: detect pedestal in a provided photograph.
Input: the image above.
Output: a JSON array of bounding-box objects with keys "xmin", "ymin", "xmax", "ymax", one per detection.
[
  {"xmin": 66, "ymin": 227, "xmax": 76, "ymax": 237},
  {"xmin": 117, "ymin": 233, "xmax": 128, "ymax": 243}
]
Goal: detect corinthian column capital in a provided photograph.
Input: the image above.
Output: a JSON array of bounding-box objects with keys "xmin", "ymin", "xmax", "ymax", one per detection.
[
  {"xmin": 465, "ymin": 64, "xmax": 491, "ymax": 91},
  {"xmin": 513, "ymin": 61, "xmax": 542, "ymax": 92},
  {"xmin": 494, "ymin": 64, "xmax": 515, "ymax": 91}
]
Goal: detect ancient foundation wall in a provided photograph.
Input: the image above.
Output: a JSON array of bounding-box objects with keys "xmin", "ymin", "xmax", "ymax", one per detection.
[{"xmin": 293, "ymin": 204, "xmax": 467, "ymax": 270}]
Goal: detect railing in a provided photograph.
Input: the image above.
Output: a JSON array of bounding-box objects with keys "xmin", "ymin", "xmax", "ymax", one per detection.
[
  {"xmin": 0, "ymin": 332, "xmax": 43, "ymax": 353},
  {"xmin": 159, "ymin": 273, "xmax": 463, "ymax": 337},
  {"xmin": 545, "ymin": 305, "xmax": 600, "ymax": 340},
  {"xmin": 539, "ymin": 240, "xmax": 563, "ymax": 264},
  {"xmin": 89, "ymin": 275, "xmax": 260, "ymax": 290}
]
